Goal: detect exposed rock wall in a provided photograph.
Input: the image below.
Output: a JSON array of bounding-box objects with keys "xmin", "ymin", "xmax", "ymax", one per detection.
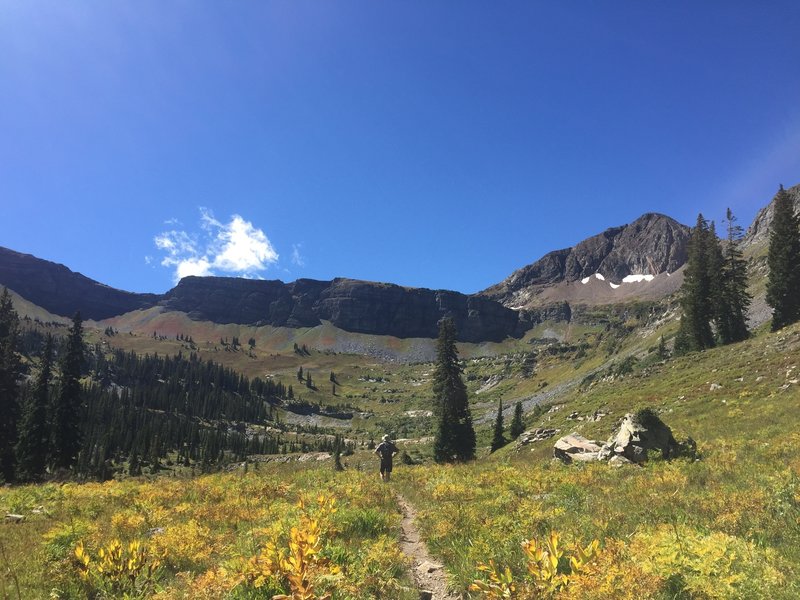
[
  {"xmin": 0, "ymin": 248, "xmax": 528, "ymax": 342},
  {"xmin": 162, "ymin": 276, "xmax": 526, "ymax": 342},
  {"xmin": 483, "ymin": 213, "xmax": 690, "ymax": 307},
  {"xmin": 0, "ymin": 247, "xmax": 158, "ymax": 320},
  {"xmin": 743, "ymin": 183, "xmax": 800, "ymax": 249}
]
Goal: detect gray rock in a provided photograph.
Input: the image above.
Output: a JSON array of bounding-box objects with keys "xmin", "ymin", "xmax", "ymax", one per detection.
[
  {"xmin": 599, "ymin": 411, "xmax": 679, "ymax": 463},
  {"xmin": 518, "ymin": 428, "xmax": 560, "ymax": 446},
  {"xmin": 553, "ymin": 433, "xmax": 603, "ymax": 463}
]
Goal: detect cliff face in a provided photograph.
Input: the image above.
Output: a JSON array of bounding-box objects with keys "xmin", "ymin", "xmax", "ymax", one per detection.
[
  {"xmin": 0, "ymin": 247, "xmax": 158, "ymax": 320},
  {"xmin": 483, "ymin": 213, "xmax": 690, "ymax": 308},
  {"xmin": 743, "ymin": 183, "xmax": 800, "ymax": 249},
  {"xmin": 162, "ymin": 276, "xmax": 525, "ymax": 342},
  {"xmin": 0, "ymin": 248, "xmax": 527, "ymax": 342}
]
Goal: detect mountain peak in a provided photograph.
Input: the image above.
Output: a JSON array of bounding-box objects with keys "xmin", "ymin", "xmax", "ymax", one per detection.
[{"xmin": 482, "ymin": 213, "xmax": 691, "ymax": 309}]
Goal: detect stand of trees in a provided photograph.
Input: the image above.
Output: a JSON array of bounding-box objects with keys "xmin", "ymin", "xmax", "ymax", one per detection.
[
  {"xmin": 0, "ymin": 289, "xmax": 338, "ymax": 482},
  {"xmin": 675, "ymin": 210, "xmax": 750, "ymax": 355}
]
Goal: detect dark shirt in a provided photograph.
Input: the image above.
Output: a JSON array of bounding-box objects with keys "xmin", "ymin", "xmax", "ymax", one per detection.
[{"xmin": 375, "ymin": 441, "xmax": 398, "ymax": 461}]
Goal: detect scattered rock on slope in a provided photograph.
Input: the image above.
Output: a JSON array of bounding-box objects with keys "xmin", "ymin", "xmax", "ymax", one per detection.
[
  {"xmin": 597, "ymin": 410, "xmax": 680, "ymax": 463},
  {"xmin": 554, "ymin": 409, "xmax": 687, "ymax": 465},
  {"xmin": 553, "ymin": 434, "xmax": 603, "ymax": 463}
]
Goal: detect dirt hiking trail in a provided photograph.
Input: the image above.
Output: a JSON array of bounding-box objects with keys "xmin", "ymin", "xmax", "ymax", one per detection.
[{"xmin": 397, "ymin": 494, "xmax": 462, "ymax": 600}]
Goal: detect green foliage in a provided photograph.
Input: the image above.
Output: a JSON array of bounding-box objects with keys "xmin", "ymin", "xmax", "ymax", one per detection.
[
  {"xmin": 433, "ymin": 318, "xmax": 475, "ymax": 463},
  {"xmin": 715, "ymin": 208, "xmax": 750, "ymax": 344},
  {"xmin": 15, "ymin": 334, "xmax": 53, "ymax": 481},
  {"xmin": 509, "ymin": 402, "xmax": 525, "ymax": 440},
  {"xmin": 51, "ymin": 312, "xmax": 85, "ymax": 470},
  {"xmin": 0, "ymin": 287, "xmax": 21, "ymax": 481},
  {"xmin": 676, "ymin": 215, "xmax": 716, "ymax": 354},
  {"xmin": 491, "ymin": 400, "xmax": 506, "ymax": 453},
  {"xmin": 766, "ymin": 185, "xmax": 800, "ymax": 331}
]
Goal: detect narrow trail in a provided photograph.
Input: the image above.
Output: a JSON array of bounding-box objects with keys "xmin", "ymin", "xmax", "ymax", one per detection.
[{"xmin": 397, "ymin": 494, "xmax": 462, "ymax": 600}]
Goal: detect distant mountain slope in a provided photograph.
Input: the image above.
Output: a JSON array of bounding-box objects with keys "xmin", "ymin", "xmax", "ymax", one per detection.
[
  {"xmin": 482, "ymin": 213, "xmax": 690, "ymax": 309},
  {"xmin": 0, "ymin": 247, "xmax": 159, "ymax": 320},
  {"xmin": 162, "ymin": 276, "xmax": 526, "ymax": 343},
  {"xmin": 2, "ymin": 184, "xmax": 796, "ymax": 340},
  {"xmin": 742, "ymin": 183, "xmax": 800, "ymax": 250},
  {"xmin": 0, "ymin": 248, "xmax": 527, "ymax": 343}
]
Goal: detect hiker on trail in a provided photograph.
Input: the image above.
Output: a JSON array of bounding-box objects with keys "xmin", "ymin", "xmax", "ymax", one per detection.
[{"xmin": 375, "ymin": 434, "xmax": 398, "ymax": 482}]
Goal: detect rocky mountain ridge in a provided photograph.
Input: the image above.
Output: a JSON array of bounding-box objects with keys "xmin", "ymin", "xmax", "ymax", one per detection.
[
  {"xmin": 161, "ymin": 276, "xmax": 527, "ymax": 343},
  {"xmin": 0, "ymin": 247, "xmax": 159, "ymax": 320},
  {"xmin": 0, "ymin": 247, "xmax": 527, "ymax": 343},
  {"xmin": 481, "ymin": 213, "xmax": 691, "ymax": 310},
  {"xmin": 1, "ymin": 184, "xmax": 796, "ymax": 341},
  {"xmin": 742, "ymin": 183, "xmax": 800, "ymax": 250}
]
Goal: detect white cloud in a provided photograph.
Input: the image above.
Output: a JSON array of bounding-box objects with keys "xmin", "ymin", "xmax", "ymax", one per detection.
[
  {"xmin": 291, "ymin": 243, "xmax": 305, "ymax": 267},
  {"xmin": 154, "ymin": 209, "xmax": 279, "ymax": 283},
  {"xmin": 175, "ymin": 257, "xmax": 213, "ymax": 279}
]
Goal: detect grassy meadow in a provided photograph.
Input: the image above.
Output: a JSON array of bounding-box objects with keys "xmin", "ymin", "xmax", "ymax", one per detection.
[{"xmin": 3, "ymin": 306, "xmax": 800, "ymax": 598}]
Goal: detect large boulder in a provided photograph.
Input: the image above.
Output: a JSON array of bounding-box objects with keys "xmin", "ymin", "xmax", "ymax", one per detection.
[
  {"xmin": 598, "ymin": 410, "xmax": 679, "ymax": 464},
  {"xmin": 553, "ymin": 434, "xmax": 603, "ymax": 463}
]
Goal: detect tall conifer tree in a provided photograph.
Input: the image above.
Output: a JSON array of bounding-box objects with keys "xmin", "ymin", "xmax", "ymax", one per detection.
[
  {"xmin": 490, "ymin": 400, "xmax": 506, "ymax": 452},
  {"xmin": 766, "ymin": 185, "xmax": 800, "ymax": 331},
  {"xmin": 432, "ymin": 318, "xmax": 475, "ymax": 462},
  {"xmin": 716, "ymin": 209, "xmax": 751, "ymax": 343},
  {"xmin": 509, "ymin": 401, "xmax": 525, "ymax": 439},
  {"xmin": 52, "ymin": 312, "xmax": 85, "ymax": 470},
  {"xmin": 0, "ymin": 288, "xmax": 21, "ymax": 481},
  {"xmin": 16, "ymin": 334, "xmax": 54, "ymax": 480},
  {"xmin": 675, "ymin": 215, "xmax": 715, "ymax": 354}
]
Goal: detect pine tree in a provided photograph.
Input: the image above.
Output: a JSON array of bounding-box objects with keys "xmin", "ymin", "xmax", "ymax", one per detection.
[
  {"xmin": 51, "ymin": 312, "xmax": 85, "ymax": 470},
  {"xmin": 490, "ymin": 400, "xmax": 506, "ymax": 452},
  {"xmin": 16, "ymin": 334, "xmax": 53, "ymax": 480},
  {"xmin": 657, "ymin": 335, "xmax": 669, "ymax": 360},
  {"xmin": 766, "ymin": 185, "xmax": 800, "ymax": 331},
  {"xmin": 432, "ymin": 318, "xmax": 475, "ymax": 463},
  {"xmin": 716, "ymin": 208, "xmax": 751, "ymax": 343},
  {"xmin": 509, "ymin": 401, "xmax": 525, "ymax": 439},
  {"xmin": 675, "ymin": 214, "xmax": 715, "ymax": 354},
  {"xmin": 0, "ymin": 288, "xmax": 21, "ymax": 481}
]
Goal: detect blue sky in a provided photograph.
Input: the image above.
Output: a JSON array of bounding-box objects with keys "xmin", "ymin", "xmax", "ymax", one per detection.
[{"xmin": 2, "ymin": 1, "xmax": 799, "ymax": 294}]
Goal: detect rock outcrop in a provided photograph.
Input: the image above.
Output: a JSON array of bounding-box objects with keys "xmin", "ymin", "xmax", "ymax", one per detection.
[
  {"xmin": 742, "ymin": 183, "xmax": 800, "ymax": 249},
  {"xmin": 554, "ymin": 410, "xmax": 684, "ymax": 465},
  {"xmin": 597, "ymin": 411, "xmax": 680, "ymax": 464},
  {"xmin": 0, "ymin": 247, "xmax": 528, "ymax": 342},
  {"xmin": 162, "ymin": 276, "xmax": 527, "ymax": 342},
  {"xmin": 552, "ymin": 434, "xmax": 603, "ymax": 463},
  {"xmin": 0, "ymin": 247, "xmax": 158, "ymax": 321},
  {"xmin": 483, "ymin": 213, "xmax": 690, "ymax": 310}
]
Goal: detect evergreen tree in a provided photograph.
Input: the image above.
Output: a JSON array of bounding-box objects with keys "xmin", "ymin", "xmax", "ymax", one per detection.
[
  {"xmin": 675, "ymin": 214, "xmax": 715, "ymax": 354},
  {"xmin": 657, "ymin": 335, "xmax": 669, "ymax": 360},
  {"xmin": 16, "ymin": 334, "xmax": 53, "ymax": 480},
  {"xmin": 432, "ymin": 318, "xmax": 475, "ymax": 463},
  {"xmin": 716, "ymin": 208, "xmax": 751, "ymax": 343},
  {"xmin": 490, "ymin": 400, "xmax": 506, "ymax": 452},
  {"xmin": 509, "ymin": 401, "xmax": 525, "ymax": 439},
  {"xmin": 0, "ymin": 288, "xmax": 21, "ymax": 481},
  {"xmin": 297, "ymin": 366, "xmax": 303, "ymax": 381},
  {"xmin": 766, "ymin": 185, "xmax": 800, "ymax": 331},
  {"xmin": 51, "ymin": 312, "xmax": 85, "ymax": 470}
]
